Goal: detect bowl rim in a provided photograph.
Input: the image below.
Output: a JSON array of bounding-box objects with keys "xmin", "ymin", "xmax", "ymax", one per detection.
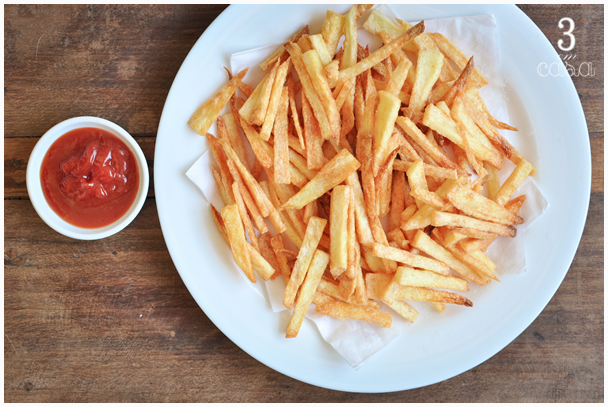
[{"xmin": 26, "ymin": 116, "xmax": 149, "ymax": 240}]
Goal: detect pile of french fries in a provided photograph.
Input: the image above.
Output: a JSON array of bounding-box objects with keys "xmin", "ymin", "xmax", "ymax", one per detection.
[{"xmin": 188, "ymin": 5, "xmax": 537, "ymax": 338}]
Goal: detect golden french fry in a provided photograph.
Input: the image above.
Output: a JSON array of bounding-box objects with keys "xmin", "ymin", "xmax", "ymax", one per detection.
[
  {"xmin": 314, "ymin": 301, "xmax": 392, "ymax": 329},
  {"xmin": 321, "ymin": 10, "xmax": 345, "ymax": 56},
  {"xmin": 309, "ymin": 33, "xmax": 333, "ymax": 67},
  {"xmin": 494, "ymin": 159, "xmax": 535, "ymax": 206},
  {"xmin": 407, "ymin": 159, "xmax": 447, "ymax": 209},
  {"xmin": 393, "ymin": 266, "xmax": 469, "ymax": 291},
  {"xmin": 211, "ymin": 164, "xmax": 233, "ymax": 207},
  {"xmin": 385, "ymin": 58, "xmax": 411, "ymax": 97},
  {"xmin": 409, "ymin": 49, "xmax": 444, "ymax": 111},
  {"xmin": 486, "ymin": 163, "xmax": 500, "ymax": 199},
  {"xmin": 283, "ymin": 217, "xmax": 327, "ymax": 309},
  {"xmin": 286, "ymin": 249, "xmax": 330, "ymax": 338},
  {"xmin": 389, "ymin": 170, "xmax": 407, "ymax": 231},
  {"xmin": 393, "ymin": 159, "xmax": 458, "ymax": 180},
  {"xmin": 239, "ymin": 118, "xmax": 273, "ymax": 168},
  {"xmin": 189, "ymin": 68, "xmax": 248, "ymax": 136},
  {"xmin": 330, "ymin": 185, "xmax": 352, "ymax": 278},
  {"xmin": 345, "ymin": 190, "xmax": 357, "ymax": 279},
  {"xmin": 302, "ymin": 93, "xmax": 327, "ymax": 170},
  {"xmin": 259, "ymin": 25, "xmax": 309, "ymax": 71},
  {"xmin": 432, "ymin": 211, "xmax": 517, "ymax": 237},
  {"xmin": 222, "ymin": 113, "xmax": 249, "ymax": 170},
  {"xmin": 373, "ymin": 90, "xmax": 402, "ymax": 176},
  {"xmin": 258, "ymin": 233, "xmax": 281, "ymax": 279},
  {"xmin": 282, "ymin": 149, "xmax": 360, "ymax": 210},
  {"xmin": 240, "ymin": 63, "xmax": 278, "ymax": 126},
  {"xmin": 221, "ymin": 204, "xmax": 255, "ymax": 283},
  {"xmin": 274, "ymin": 86, "xmax": 291, "ymax": 184},
  {"xmin": 224, "ymin": 157, "xmax": 268, "ymax": 234},
  {"xmin": 383, "ymin": 282, "xmax": 473, "ymax": 307},
  {"xmin": 270, "ymin": 234, "xmax": 293, "ymax": 282},
  {"xmin": 248, "ymin": 243, "xmax": 275, "ymax": 281}
]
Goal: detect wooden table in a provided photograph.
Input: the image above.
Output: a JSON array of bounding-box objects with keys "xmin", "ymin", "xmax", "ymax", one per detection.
[{"xmin": 5, "ymin": 5, "xmax": 603, "ymax": 402}]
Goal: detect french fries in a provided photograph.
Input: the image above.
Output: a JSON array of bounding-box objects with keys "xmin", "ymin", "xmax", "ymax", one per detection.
[{"xmin": 192, "ymin": 5, "xmax": 538, "ymax": 338}]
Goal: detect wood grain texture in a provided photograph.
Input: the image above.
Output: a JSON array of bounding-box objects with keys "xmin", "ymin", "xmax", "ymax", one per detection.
[{"xmin": 4, "ymin": 4, "xmax": 604, "ymax": 402}]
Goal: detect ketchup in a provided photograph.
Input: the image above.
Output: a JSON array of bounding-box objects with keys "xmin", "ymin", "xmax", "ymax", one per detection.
[{"xmin": 40, "ymin": 127, "xmax": 139, "ymax": 228}]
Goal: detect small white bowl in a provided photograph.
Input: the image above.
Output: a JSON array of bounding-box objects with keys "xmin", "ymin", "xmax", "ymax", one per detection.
[{"xmin": 26, "ymin": 116, "xmax": 149, "ymax": 240}]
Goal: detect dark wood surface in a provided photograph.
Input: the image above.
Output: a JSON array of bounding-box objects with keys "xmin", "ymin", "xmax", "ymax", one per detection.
[{"xmin": 5, "ymin": 5, "xmax": 603, "ymax": 402}]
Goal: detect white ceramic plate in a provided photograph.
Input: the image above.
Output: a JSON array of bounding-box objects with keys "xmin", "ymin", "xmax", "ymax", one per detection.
[{"xmin": 155, "ymin": 5, "xmax": 590, "ymax": 392}]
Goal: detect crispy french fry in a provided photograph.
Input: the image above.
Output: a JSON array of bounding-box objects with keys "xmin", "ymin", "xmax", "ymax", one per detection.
[
  {"xmin": 494, "ymin": 159, "xmax": 535, "ymax": 206},
  {"xmin": 282, "ymin": 149, "xmax": 360, "ymax": 210},
  {"xmin": 409, "ymin": 49, "xmax": 444, "ymax": 111},
  {"xmin": 389, "ymin": 170, "xmax": 407, "ymax": 231},
  {"xmin": 393, "ymin": 159, "xmax": 458, "ymax": 180},
  {"xmin": 211, "ymin": 164, "xmax": 233, "ymax": 207},
  {"xmin": 302, "ymin": 93, "xmax": 327, "ymax": 170},
  {"xmin": 258, "ymin": 233, "xmax": 281, "ymax": 279},
  {"xmin": 283, "ymin": 217, "xmax": 327, "ymax": 309},
  {"xmin": 240, "ymin": 63, "xmax": 278, "ymax": 126},
  {"xmin": 383, "ymin": 282, "xmax": 473, "ymax": 307},
  {"xmin": 345, "ymin": 189, "xmax": 357, "ymax": 279},
  {"xmin": 189, "ymin": 68, "xmax": 248, "ymax": 136},
  {"xmin": 432, "ymin": 211, "xmax": 517, "ymax": 237},
  {"xmin": 248, "ymin": 243, "xmax": 275, "ymax": 281},
  {"xmin": 365, "ymin": 273, "xmax": 419, "ymax": 323},
  {"xmin": 221, "ymin": 204, "xmax": 255, "ymax": 283},
  {"xmin": 314, "ymin": 301, "xmax": 392, "ymax": 328},
  {"xmin": 274, "ymin": 86, "xmax": 291, "ymax": 184},
  {"xmin": 286, "ymin": 249, "xmax": 330, "ymax": 338},
  {"xmin": 223, "ymin": 113, "xmax": 249, "ymax": 170},
  {"xmin": 330, "ymin": 185, "xmax": 352, "ymax": 278},
  {"xmin": 270, "ymin": 234, "xmax": 293, "ymax": 282},
  {"xmin": 321, "ymin": 10, "xmax": 345, "ymax": 56},
  {"xmin": 393, "ymin": 266, "xmax": 469, "ymax": 291},
  {"xmin": 224, "ymin": 157, "xmax": 268, "ymax": 234},
  {"xmin": 373, "ymin": 90, "xmax": 402, "ymax": 176}
]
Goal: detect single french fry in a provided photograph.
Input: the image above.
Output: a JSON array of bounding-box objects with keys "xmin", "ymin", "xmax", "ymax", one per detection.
[
  {"xmin": 383, "ymin": 282, "xmax": 473, "ymax": 307},
  {"xmin": 286, "ymin": 249, "xmax": 330, "ymax": 338},
  {"xmin": 440, "ymin": 56, "xmax": 476, "ymax": 107},
  {"xmin": 447, "ymin": 243, "xmax": 498, "ymax": 281},
  {"xmin": 248, "ymin": 243, "xmax": 275, "ymax": 281},
  {"xmin": 409, "ymin": 49, "xmax": 444, "ymax": 111},
  {"xmin": 239, "ymin": 118, "xmax": 273, "ymax": 168},
  {"xmin": 494, "ymin": 159, "xmax": 535, "ymax": 206},
  {"xmin": 302, "ymin": 93, "xmax": 327, "ymax": 170},
  {"xmin": 373, "ymin": 90, "xmax": 402, "ymax": 176},
  {"xmin": 314, "ymin": 301, "xmax": 392, "ymax": 328},
  {"xmin": 330, "ymin": 185, "xmax": 352, "ymax": 278},
  {"xmin": 309, "ymin": 33, "xmax": 333, "ymax": 67},
  {"xmin": 283, "ymin": 217, "xmax": 327, "ymax": 309},
  {"xmin": 258, "ymin": 233, "xmax": 281, "ymax": 279},
  {"xmin": 240, "ymin": 63, "xmax": 278, "ymax": 126},
  {"xmin": 321, "ymin": 10, "xmax": 345, "ymax": 56},
  {"xmin": 432, "ymin": 211, "xmax": 517, "ymax": 237},
  {"xmin": 270, "ymin": 234, "xmax": 293, "ymax": 282},
  {"xmin": 375, "ymin": 147, "xmax": 398, "ymax": 217},
  {"xmin": 282, "ymin": 149, "xmax": 360, "ymax": 210},
  {"xmin": 189, "ymin": 68, "xmax": 248, "ymax": 136},
  {"xmin": 334, "ymin": 77, "xmax": 355, "ymax": 112},
  {"xmin": 407, "ymin": 159, "xmax": 447, "ymax": 209},
  {"xmin": 345, "ymin": 189, "xmax": 357, "ymax": 279},
  {"xmin": 486, "ymin": 163, "xmax": 500, "ymax": 199},
  {"xmin": 259, "ymin": 25, "xmax": 309, "ymax": 71},
  {"xmin": 211, "ymin": 164, "xmax": 233, "ymax": 207},
  {"xmin": 221, "ymin": 204, "xmax": 255, "ymax": 283},
  {"xmin": 274, "ymin": 86, "xmax": 291, "ymax": 184},
  {"xmin": 389, "ymin": 170, "xmax": 407, "ymax": 231},
  {"xmin": 385, "ymin": 58, "xmax": 411, "ymax": 97},
  {"xmin": 393, "ymin": 266, "xmax": 469, "ymax": 291}
]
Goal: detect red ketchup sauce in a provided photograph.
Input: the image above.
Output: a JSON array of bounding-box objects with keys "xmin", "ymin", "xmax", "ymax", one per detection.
[{"xmin": 40, "ymin": 127, "xmax": 139, "ymax": 228}]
